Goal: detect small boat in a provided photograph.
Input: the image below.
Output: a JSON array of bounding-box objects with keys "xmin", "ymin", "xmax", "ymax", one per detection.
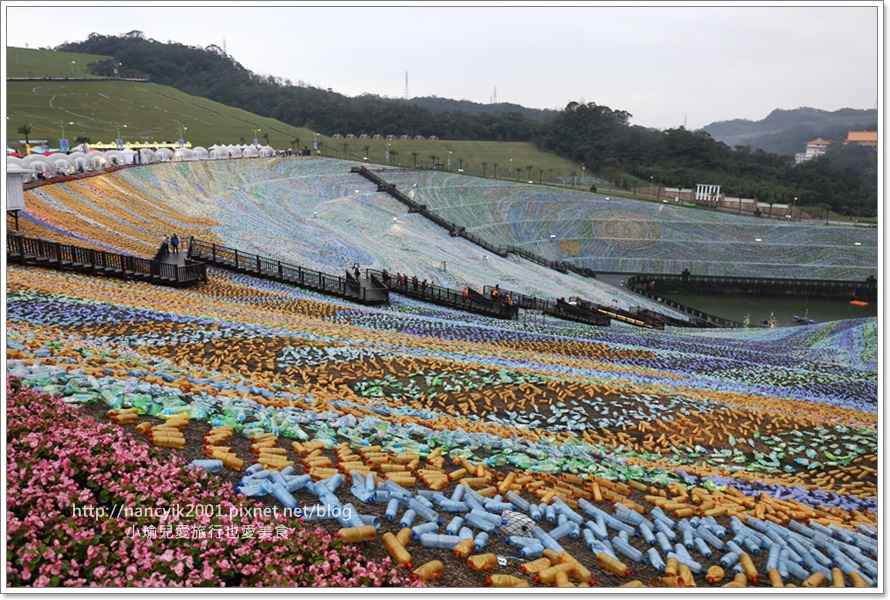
[
  {"xmin": 790, "ymin": 314, "xmax": 816, "ymax": 325},
  {"xmin": 850, "ymin": 299, "xmax": 869, "ymax": 307}
]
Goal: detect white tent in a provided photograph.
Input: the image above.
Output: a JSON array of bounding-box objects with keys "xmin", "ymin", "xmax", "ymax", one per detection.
[
  {"xmin": 105, "ymin": 150, "xmax": 128, "ymax": 167},
  {"xmin": 139, "ymin": 149, "xmax": 156, "ymax": 164},
  {"xmin": 87, "ymin": 153, "xmax": 109, "ymax": 170},
  {"xmin": 120, "ymin": 148, "xmax": 138, "ymax": 164},
  {"xmin": 259, "ymin": 145, "xmax": 276, "ymax": 157},
  {"xmin": 243, "ymin": 146, "xmax": 259, "ymax": 158},
  {"xmin": 173, "ymin": 148, "xmax": 194, "ymax": 161},
  {"xmin": 6, "ymin": 156, "xmax": 29, "ymax": 169},
  {"xmin": 227, "ymin": 144, "xmax": 243, "ymax": 158},
  {"xmin": 67, "ymin": 152, "xmax": 92, "ymax": 172},
  {"xmin": 24, "ymin": 158, "xmax": 53, "ymax": 177},
  {"xmin": 192, "ymin": 146, "xmax": 209, "ymax": 160},
  {"xmin": 52, "ymin": 158, "xmax": 75, "ymax": 176}
]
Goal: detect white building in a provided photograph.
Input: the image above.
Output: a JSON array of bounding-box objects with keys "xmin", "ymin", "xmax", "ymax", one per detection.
[{"xmin": 795, "ymin": 137, "xmax": 831, "ymax": 164}]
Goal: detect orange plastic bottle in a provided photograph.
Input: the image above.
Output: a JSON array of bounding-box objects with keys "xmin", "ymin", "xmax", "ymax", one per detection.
[
  {"xmin": 648, "ymin": 576, "xmax": 684, "ymax": 588},
  {"xmin": 453, "ymin": 538, "xmax": 475, "ymax": 558},
  {"xmin": 337, "ymin": 525, "xmax": 376, "ymax": 543},
  {"xmin": 382, "ymin": 532, "xmax": 413, "ymax": 569},
  {"xmin": 802, "ymin": 572, "xmax": 826, "ymax": 588},
  {"xmin": 466, "ymin": 553, "xmax": 499, "ymax": 571},
  {"xmin": 412, "ymin": 560, "xmax": 444, "ymax": 582},
  {"xmin": 664, "ymin": 556, "xmax": 679, "ymax": 576},
  {"xmin": 396, "ymin": 527, "xmax": 413, "ymax": 547},
  {"xmin": 678, "ymin": 564, "xmax": 696, "ymax": 587},
  {"xmin": 738, "ymin": 552, "xmax": 758, "ymax": 583},
  {"xmin": 595, "ymin": 552, "xmax": 631, "ymax": 577},
  {"xmin": 534, "ymin": 562, "xmax": 575, "ymax": 585},
  {"xmin": 484, "ymin": 574, "xmax": 530, "ymax": 588},
  {"xmin": 519, "ymin": 557, "xmax": 553, "ymax": 575},
  {"xmin": 554, "ymin": 571, "xmax": 574, "ymax": 588},
  {"xmin": 705, "ymin": 565, "xmax": 725, "ymax": 584}
]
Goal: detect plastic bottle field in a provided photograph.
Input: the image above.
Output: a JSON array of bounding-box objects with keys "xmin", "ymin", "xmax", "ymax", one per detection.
[{"xmin": 5, "ymin": 157, "xmax": 878, "ymax": 589}]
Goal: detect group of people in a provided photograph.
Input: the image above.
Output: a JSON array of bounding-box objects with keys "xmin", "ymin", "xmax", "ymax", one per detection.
[
  {"xmin": 161, "ymin": 233, "xmax": 181, "ymax": 255},
  {"xmin": 490, "ymin": 284, "xmax": 514, "ymax": 306},
  {"xmin": 379, "ymin": 270, "xmax": 430, "ymax": 294}
]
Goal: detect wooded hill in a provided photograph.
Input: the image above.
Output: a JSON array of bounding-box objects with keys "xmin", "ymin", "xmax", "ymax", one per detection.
[{"xmin": 37, "ymin": 33, "xmax": 878, "ymax": 216}]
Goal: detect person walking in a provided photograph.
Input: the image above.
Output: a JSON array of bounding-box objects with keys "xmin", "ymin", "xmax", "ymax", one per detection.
[
  {"xmin": 162, "ymin": 235, "xmax": 170, "ymax": 255},
  {"xmin": 171, "ymin": 233, "xmax": 180, "ymax": 254}
]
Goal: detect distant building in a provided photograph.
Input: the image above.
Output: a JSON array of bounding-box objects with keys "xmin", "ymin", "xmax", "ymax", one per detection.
[
  {"xmin": 795, "ymin": 137, "xmax": 831, "ymax": 164},
  {"xmin": 844, "ymin": 130, "xmax": 877, "ymax": 147}
]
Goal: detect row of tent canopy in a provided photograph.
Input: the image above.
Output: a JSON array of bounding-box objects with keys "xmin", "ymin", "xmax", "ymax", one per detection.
[{"xmin": 6, "ymin": 145, "xmax": 278, "ymax": 181}]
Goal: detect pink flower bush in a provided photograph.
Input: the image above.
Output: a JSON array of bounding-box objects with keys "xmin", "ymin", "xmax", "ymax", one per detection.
[{"xmin": 5, "ymin": 377, "xmax": 422, "ymax": 588}]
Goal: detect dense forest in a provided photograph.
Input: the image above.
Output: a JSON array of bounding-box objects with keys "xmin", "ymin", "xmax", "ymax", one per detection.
[{"xmin": 57, "ymin": 33, "xmax": 877, "ymax": 216}]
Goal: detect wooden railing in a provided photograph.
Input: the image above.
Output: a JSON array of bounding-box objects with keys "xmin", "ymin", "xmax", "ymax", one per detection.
[
  {"xmin": 6, "ymin": 234, "xmax": 206, "ymax": 287},
  {"xmin": 187, "ymin": 238, "xmax": 389, "ymax": 305},
  {"xmin": 370, "ymin": 270, "xmax": 518, "ymax": 320},
  {"xmin": 482, "ymin": 286, "xmax": 611, "ymax": 327}
]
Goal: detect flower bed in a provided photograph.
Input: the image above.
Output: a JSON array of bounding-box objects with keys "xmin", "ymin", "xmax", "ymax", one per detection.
[{"xmin": 5, "ymin": 377, "xmax": 419, "ymax": 588}]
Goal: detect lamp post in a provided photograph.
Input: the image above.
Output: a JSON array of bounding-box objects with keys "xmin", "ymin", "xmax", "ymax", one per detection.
[
  {"xmin": 582, "ymin": 165, "xmax": 586, "ymax": 185},
  {"xmin": 114, "ymin": 123, "xmax": 127, "ymax": 149},
  {"xmin": 58, "ymin": 120, "xmax": 73, "ymax": 151},
  {"xmin": 174, "ymin": 120, "xmax": 187, "ymax": 148},
  {"xmin": 71, "ymin": 60, "xmax": 77, "ymax": 74},
  {"xmin": 792, "ymin": 196, "xmax": 797, "ymax": 220},
  {"xmin": 252, "ymin": 128, "xmax": 261, "ymax": 146},
  {"xmin": 650, "ymin": 176, "xmax": 654, "ymax": 196}
]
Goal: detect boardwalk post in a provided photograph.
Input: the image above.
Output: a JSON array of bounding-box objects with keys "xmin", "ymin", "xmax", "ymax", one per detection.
[
  {"xmin": 278, "ymin": 261, "xmax": 282, "ymax": 279},
  {"xmin": 256, "ymin": 255, "xmax": 261, "ymax": 274},
  {"xmin": 212, "ymin": 243, "xmax": 217, "ymax": 262},
  {"xmin": 234, "ymin": 249, "xmax": 239, "ymax": 270}
]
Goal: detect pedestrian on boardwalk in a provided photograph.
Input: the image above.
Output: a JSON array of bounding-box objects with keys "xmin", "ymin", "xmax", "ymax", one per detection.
[
  {"xmin": 171, "ymin": 233, "xmax": 180, "ymax": 254},
  {"xmin": 162, "ymin": 235, "xmax": 170, "ymax": 255}
]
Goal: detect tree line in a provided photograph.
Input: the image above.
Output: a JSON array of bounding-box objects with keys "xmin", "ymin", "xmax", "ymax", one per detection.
[{"xmin": 57, "ymin": 33, "xmax": 876, "ymax": 216}]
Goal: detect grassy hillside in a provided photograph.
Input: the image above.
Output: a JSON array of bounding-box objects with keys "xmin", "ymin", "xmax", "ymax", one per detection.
[
  {"xmin": 6, "ymin": 47, "xmax": 584, "ymax": 180},
  {"xmin": 6, "ymin": 46, "xmax": 112, "ymax": 79}
]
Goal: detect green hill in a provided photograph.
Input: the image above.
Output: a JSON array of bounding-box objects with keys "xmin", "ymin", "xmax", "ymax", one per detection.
[
  {"xmin": 6, "ymin": 46, "xmax": 584, "ymax": 180},
  {"xmin": 6, "ymin": 46, "xmax": 112, "ymax": 79}
]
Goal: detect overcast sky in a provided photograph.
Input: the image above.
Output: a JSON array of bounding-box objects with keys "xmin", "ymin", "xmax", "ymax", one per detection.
[{"xmin": 3, "ymin": 2, "xmax": 881, "ymax": 130}]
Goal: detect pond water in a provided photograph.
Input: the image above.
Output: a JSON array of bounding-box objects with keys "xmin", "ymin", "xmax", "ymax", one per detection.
[{"xmin": 661, "ymin": 293, "xmax": 877, "ymax": 326}]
